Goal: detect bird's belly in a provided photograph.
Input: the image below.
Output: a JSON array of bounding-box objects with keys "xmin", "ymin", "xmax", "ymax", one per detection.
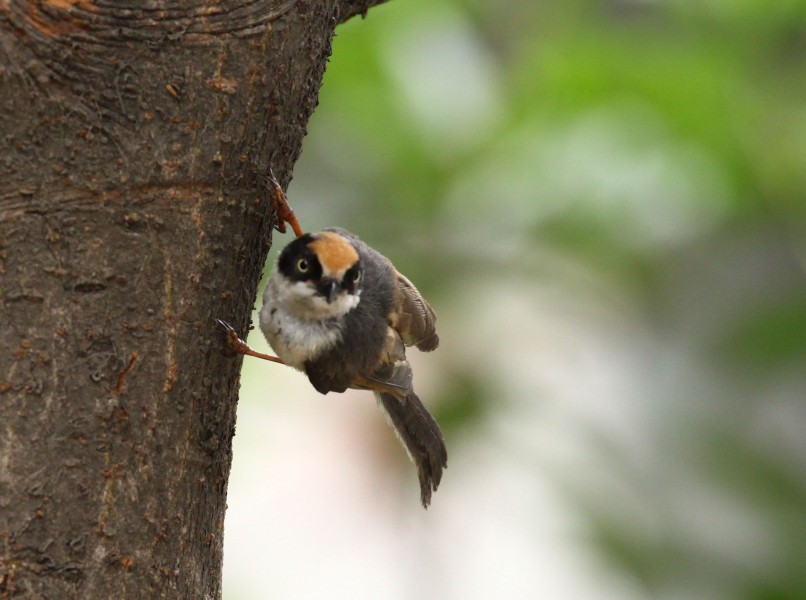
[{"xmin": 259, "ymin": 305, "xmax": 342, "ymax": 371}]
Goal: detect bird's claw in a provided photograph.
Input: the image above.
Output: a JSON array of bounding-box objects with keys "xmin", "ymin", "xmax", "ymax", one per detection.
[
  {"xmin": 215, "ymin": 318, "xmax": 285, "ymax": 364},
  {"xmin": 216, "ymin": 318, "xmax": 236, "ymax": 334},
  {"xmin": 216, "ymin": 319, "xmax": 249, "ymax": 354},
  {"xmin": 266, "ymin": 169, "xmax": 304, "ymax": 238}
]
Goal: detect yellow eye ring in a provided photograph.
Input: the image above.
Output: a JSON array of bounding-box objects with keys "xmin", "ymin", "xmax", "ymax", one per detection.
[{"xmin": 296, "ymin": 258, "xmax": 309, "ymax": 273}]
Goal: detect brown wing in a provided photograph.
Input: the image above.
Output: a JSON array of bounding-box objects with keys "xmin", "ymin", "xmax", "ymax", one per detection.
[
  {"xmin": 391, "ymin": 272, "xmax": 439, "ymax": 352},
  {"xmin": 353, "ymin": 327, "xmax": 412, "ymax": 395}
]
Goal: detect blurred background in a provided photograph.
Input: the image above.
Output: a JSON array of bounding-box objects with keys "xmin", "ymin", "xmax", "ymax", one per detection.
[{"xmin": 223, "ymin": 0, "xmax": 806, "ymax": 598}]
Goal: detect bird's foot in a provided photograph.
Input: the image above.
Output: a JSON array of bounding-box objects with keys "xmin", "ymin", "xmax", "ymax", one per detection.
[
  {"xmin": 266, "ymin": 169, "xmax": 304, "ymax": 238},
  {"xmin": 216, "ymin": 319, "xmax": 285, "ymax": 364}
]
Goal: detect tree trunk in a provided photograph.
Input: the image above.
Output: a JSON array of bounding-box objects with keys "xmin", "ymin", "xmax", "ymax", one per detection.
[{"xmin": 0, "ymin": 1, "xmax": 384, "ymax": 597}]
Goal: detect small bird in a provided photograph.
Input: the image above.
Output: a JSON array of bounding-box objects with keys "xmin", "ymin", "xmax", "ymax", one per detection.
[{"xmin": 221, "ymin": 214, "xmax": 447, "ymax": 507}]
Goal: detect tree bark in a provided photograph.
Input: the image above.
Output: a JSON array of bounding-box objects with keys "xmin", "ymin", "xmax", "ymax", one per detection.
[{"xmin": 0, "ymin": 1, "xmax": 383, "ymax": 597}]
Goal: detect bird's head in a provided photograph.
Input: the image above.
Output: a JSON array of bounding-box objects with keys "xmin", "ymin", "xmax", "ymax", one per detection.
[{"xmin": 274, "ymin": 230, "xmax": 363, "ymax": 319}]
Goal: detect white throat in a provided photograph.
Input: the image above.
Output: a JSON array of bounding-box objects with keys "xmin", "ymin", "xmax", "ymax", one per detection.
[{"xmin": 258, "ymin": 273, "xmax": 360, "ymax": 370}]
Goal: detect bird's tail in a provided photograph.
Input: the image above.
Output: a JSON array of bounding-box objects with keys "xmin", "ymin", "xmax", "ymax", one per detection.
[{"xmin": 377, "ymin": 392, "xmax": 447, "ymax": 508}]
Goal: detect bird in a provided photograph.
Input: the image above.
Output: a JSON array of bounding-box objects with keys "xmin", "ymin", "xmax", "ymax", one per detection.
[{"xmin": 219, "ymin": 190, "xmax": 447, "ymax": 507}]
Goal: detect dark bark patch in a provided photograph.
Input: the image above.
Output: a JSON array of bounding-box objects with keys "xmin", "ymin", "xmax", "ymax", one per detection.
[{"xmin": 73, "ymin": 282, "xmax": 107, "ymax": 293}]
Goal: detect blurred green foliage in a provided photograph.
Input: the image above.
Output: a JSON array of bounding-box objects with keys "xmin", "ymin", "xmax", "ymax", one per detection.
[{"xmin": 281, "ymin": 0, "xmax": 806, "ymax": 598}]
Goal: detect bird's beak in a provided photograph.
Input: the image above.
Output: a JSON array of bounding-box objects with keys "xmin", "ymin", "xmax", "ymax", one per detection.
[{"xmin": 320, "ymin": 279, "xmax": 339, "ymax": 304}]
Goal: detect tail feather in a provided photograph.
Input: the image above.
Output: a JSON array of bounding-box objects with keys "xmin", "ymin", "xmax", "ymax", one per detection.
[{"xmin": 377, "ymin": 392, "xmax": 447, "ymax": 508}]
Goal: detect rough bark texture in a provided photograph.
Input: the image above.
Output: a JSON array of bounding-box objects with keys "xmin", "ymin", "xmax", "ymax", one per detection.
[{"xmin": 0, "ymin": 0, "xmax": 384, "ymax": 597}]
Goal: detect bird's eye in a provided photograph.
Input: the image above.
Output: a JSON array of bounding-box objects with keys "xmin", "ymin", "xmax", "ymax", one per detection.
[
  {"xmin": 351, "ymin": 269, "xmax": 362, "ymax": 283},
  {"xmin": 296, "ymin": 258, "xmax": 309, "ymax": 273}
]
